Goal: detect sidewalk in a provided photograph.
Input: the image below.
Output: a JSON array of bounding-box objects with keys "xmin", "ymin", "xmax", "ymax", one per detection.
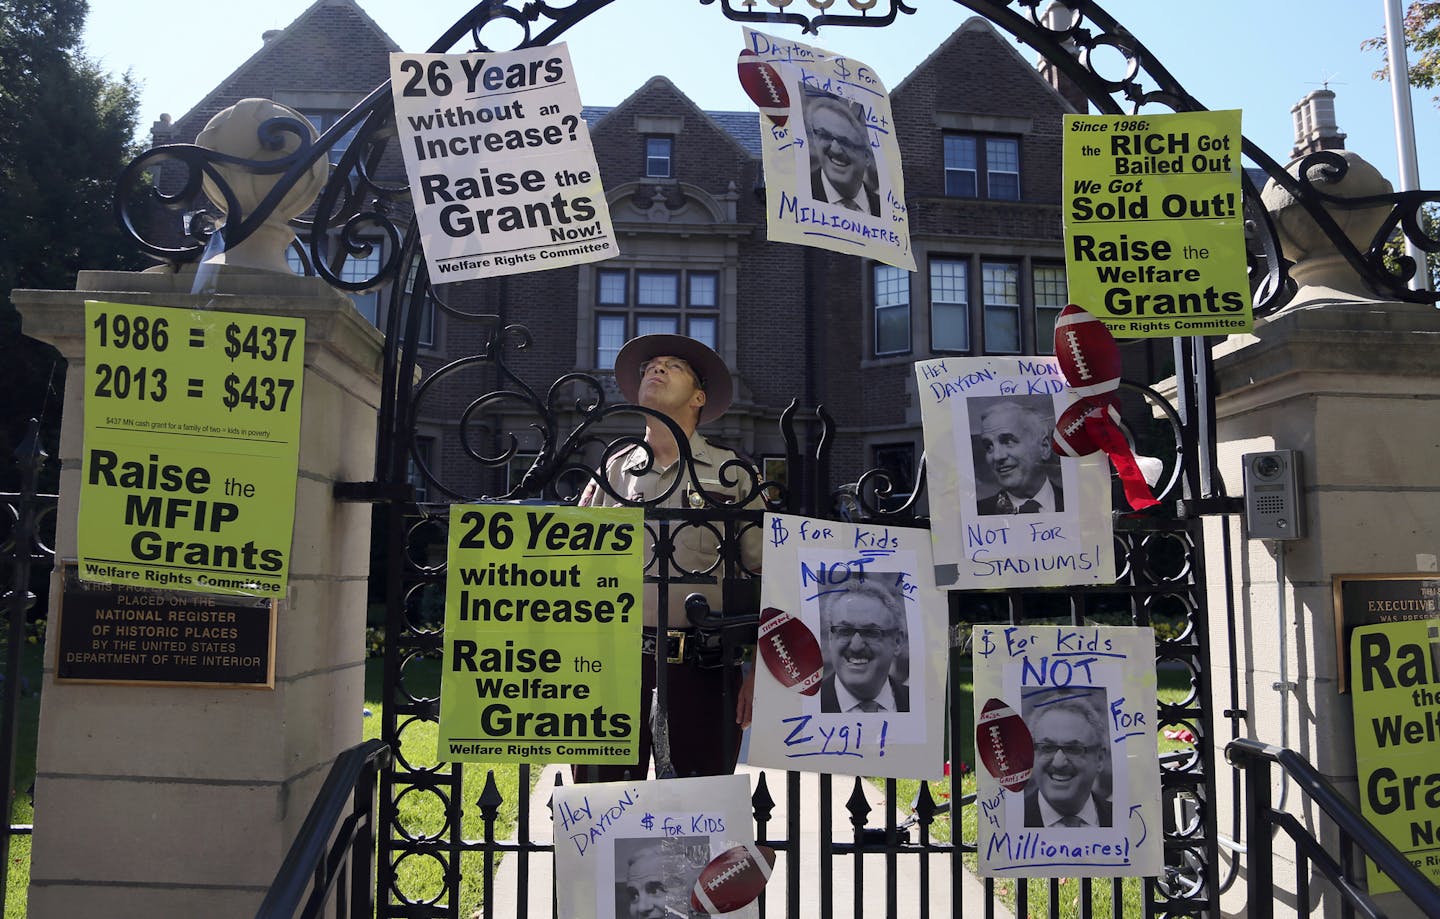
[{"xmin": 486, "ymin": 760, "xmax": 1010, "ymax": 919}]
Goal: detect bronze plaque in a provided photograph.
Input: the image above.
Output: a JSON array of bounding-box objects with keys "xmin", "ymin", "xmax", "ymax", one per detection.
[
  {"xmin": 57, "ymin": 567, "xmax": 275, "ymax": 688},
  {"xmin": 1332, "ymin": 573, "xmax": 1440, "ymax": 693}
]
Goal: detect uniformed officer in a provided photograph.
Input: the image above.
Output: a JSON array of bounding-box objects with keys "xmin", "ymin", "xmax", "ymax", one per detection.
[{"xmin": 577, "ymin": 334, "xmax": 764, "ymax": 781}]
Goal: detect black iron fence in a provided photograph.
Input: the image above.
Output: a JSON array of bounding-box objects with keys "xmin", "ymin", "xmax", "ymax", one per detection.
[
  {"xmin": 0, "ymin": 421, "xmax": 54, "ymax": 908},
  {"xmin": 1226, "ymin": 737, "xmax": 1440, "ymax": 919}
]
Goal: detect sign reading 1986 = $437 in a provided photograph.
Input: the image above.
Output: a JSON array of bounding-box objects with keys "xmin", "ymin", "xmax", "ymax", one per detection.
[{"xmin": 78, "ymin": 301, "xmax": 305, "ymax": 598}]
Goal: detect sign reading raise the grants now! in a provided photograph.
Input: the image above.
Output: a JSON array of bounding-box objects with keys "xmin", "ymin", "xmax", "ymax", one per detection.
[{"xmin": 391, "ymin": 44, "xmax": 615, "ymax": 282}]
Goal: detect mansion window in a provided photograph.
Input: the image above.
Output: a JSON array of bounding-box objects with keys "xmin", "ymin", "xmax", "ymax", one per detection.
[
  {"xmin": 301, "ymin": 110, "xmax": 361, "ymax": 165},
  {"xmin": 872, "ymin": 264, "xmax": 911, "ymax": 356},
  {"xmin": 1032, "ymin": 263, "xmax": 1067, "ymax": 355},
  {"xmin": 929, "ymin": 258, "xmax": 968, "ymax": 352},
  {"xmin": 943, "ymin": 133, "xmax": 1020, "ymax": 200},
  {"xmin": 595, "ymin": 268, "xmax": 718, "ymax": 368},
  {"xmin": 877, "ymin": 256, "xmax": 1068, "ymax": 357},
  {"xmin": 645, "ymin": 137, "xmax": 673, "ymax": 178},
  {"xmin": 286, "ymin": 244, "xmax": 436, "ymax": 347}
]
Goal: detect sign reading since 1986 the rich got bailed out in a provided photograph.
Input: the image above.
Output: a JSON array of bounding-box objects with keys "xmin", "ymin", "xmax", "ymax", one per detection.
[
  {"xmin": 78, "ymin": 301, "xmax": 305, "ymax": 599},
  {"xmin": 1063, "ymin": 110, "xmax": 1251, "ymax": 339}
]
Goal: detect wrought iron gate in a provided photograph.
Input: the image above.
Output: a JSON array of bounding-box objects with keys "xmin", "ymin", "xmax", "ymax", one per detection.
[{"xmin": 110, "ymin": 2, "xmax": 1440, "ymax": 917}]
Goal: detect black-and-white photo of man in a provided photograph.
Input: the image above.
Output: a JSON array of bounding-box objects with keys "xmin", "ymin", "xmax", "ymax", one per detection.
[
  {"xmin": 817, "ymin": 575, "xmax": 910, "ymax": 714},
  {"xmin": 801, "ymin": 90, "xmax": 881, "ymax": 217},
  {"xmin": 972, "ymin": 396, "xmax": 1063, "ymax": 516},
  {"xmin": 1021, "ymin": 689, "xmax": 1113, "ymax": 828},
  {"xmin": 614, "ymin": 836, "xmax": 710, "ymax": 919}
]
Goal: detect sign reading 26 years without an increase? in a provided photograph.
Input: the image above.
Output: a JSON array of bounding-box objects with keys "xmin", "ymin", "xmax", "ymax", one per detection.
[{"xmin": 78, "ymin": 301, "xmax": 305, "ymax": 599}]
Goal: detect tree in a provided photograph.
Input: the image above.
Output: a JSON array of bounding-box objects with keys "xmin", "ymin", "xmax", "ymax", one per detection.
[
  {"xmin": 1363, "ymin": 1, "xmax": 1440, "ymax": 105},
  {"xmin": 1364, "ymin": 4, "xmax": 1440, "ymax": 291},
  {"xmin": 0, "ymin": 0, "xmax": 149, "ymax": 488}
]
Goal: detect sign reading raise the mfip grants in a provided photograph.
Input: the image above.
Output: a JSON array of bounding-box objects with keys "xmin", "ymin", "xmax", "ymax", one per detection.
[
  {"xmin": 391, "ymin": 44, "xmax": 615, "ymax": 282},
  {"xmin": 78, "ymin": 301, "xmax": 304, "ymax": 599},
  {"xmin": 439, "ymin": 505, "xmax": 642, "ymax": 764},
  {"xmin": 1063, "ymin": 110, "xmax": 1251, "ymax": 338}
]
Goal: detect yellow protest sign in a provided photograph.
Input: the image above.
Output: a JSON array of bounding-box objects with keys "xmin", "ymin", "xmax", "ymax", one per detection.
[
  {"xmin": 439, "ymin": 505, "xmax": 643, "ymax": 764},
  {"xmin": 1350, "ymin": 619, "xmax": 1440, "ymax": 893},
  {"xmin": 1063, "ymin": 110, "xmax": 1251, "ymax": 339},
  {"xmin": 78, "ymin": 301, "xmax": 304, "ymax": 598}
]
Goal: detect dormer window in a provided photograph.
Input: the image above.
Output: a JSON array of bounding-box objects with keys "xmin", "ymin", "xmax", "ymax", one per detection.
[{"xmin": 645, "ymin": 137, "xmax": 673, "ymax": 178}]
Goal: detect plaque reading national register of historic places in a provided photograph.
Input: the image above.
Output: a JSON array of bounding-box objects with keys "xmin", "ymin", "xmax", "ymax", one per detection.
[{"xmin": 56, "ymin": 566, "xmax": 275, "ymax": 688}]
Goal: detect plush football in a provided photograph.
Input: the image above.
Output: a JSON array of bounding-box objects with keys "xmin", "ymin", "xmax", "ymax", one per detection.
[
  {"xmin": 1053, "ymin": 304, "xmax": 1121, "ymax": 401},
  {"xmin": 737, "ymin": 50, "xmax": 790, "ymax": 127},
  {"xmin": 975, "ymin": 697, "xmax": 1034, "ymax": 793},
  {"xmin": 758, "ymin": 606, "xmax": 823, "ymax": 696},
  {"xmin": 1051, "ymin": 399, "xmax": 1121, "ymax": 458},
  {"xmin": 690, "ymin": 843, "xmax": 777, "ymax": 915}
]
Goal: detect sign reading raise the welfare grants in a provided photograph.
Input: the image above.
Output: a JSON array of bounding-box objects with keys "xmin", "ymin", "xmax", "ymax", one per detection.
[
  {"xmin": 1349, "ymin": 619, "xmax": 1440, "ymax": 894},
  {"xmin": 744, "ymin": 28, "xmax": 915, "ymax": 271},
  {"xmin": 440, "ymin": 505, "xmax": 642, "ymax": 764},
  {"xmin": 915, "ymin": 357, "xmax": 1115, "ymax": 590},
  {"xmin": 1064, "ymin": 110, "xmax": 1251, "ymax": 338},
  {"xmin": 391, "ymin": 44, "xmax": 615, "ymax": 281},
  {"xmin": 78, "ymin": 301, "xmax": 304, "ymax": 598},
  {"xmin": 973, "ymin": 625, "xmax": 1162, "ymax": 878},
  {"xmin": 746, "ymin": 514, "xmax": 945, "ymax": 781}
]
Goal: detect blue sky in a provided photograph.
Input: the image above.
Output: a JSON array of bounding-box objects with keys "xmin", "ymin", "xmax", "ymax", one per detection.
[{"xmin": 84, "ymin": 0, "xmax": 1435, "ymax": 187}]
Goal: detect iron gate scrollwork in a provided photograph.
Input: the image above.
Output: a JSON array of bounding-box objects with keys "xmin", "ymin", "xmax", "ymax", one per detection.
[{"xmin": 106, "ymin": 1, "xmax": 1440, "ymax": 917}]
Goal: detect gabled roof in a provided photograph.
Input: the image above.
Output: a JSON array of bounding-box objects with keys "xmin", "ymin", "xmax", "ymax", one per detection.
[
  {"xmin": 891, "ymin": 15, "xmax": 1079, "ymax": 113},
  {"xmin": 172, "ymin": 0, "xmax": 402, "ymax": 130},
  {"xmin": 584, "ymin": 76, "xmax": 760, "ymax": 160},
  {"xmin": 581, "ymin": 105, "xmax": 762, "ymax": 158}
]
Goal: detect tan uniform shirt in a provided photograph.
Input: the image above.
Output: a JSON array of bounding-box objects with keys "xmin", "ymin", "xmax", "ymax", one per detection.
[{"xmin": 579, "ymin": 432, "xmax": 764, "ymax": 628}]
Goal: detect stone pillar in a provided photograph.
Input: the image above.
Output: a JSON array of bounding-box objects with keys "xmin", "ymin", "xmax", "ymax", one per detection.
[
  {"xmin": 14, "ymin": 266, "xmax": 382, "ymax": 918},
  {"xmin": 12, "ymin": 98, "xmax": 384, "ymax": 918},
  {"xmin": 1206, "ymin": 153, "xmax": 1440, "ymax": 918}
]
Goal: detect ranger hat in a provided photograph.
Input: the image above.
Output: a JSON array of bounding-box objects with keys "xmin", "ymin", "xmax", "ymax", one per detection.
[{"xmin": 614, "ymin": 334, "xmax": 733, "ymax": 424}]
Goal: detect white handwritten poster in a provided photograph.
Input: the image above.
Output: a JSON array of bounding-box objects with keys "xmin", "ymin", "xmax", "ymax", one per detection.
[
  {"xmin": 972, "ymin": 625, "xmax": 1162, "ymax": 878},
  {"xmin": 553, "ymin": 775, "xmax": 761, "ymax": 919},
  {"xmin": 746, "ymin": 515, "xmax": 945, "ymax": 780},
  {"xmin": 390, "ymin": 44, "xmax": 615, "ymax": 281},
  {"xmin": 743, "ymin": 28, "xmax": 915, "ymax": 271},
  {"xmin": 915, "ymin": 357, "xmax": 1115, "ymax": 590}
]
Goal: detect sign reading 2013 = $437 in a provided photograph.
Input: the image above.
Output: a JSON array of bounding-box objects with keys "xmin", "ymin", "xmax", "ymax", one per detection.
[{"xmin": 78, "ymin": 301, "xmax": 305, "ymax": 599}]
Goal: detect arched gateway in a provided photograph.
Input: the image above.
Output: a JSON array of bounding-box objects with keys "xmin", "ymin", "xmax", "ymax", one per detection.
[{"xmin": 22, "ymin": 1, "xmax": 1434, "ymax": 917}]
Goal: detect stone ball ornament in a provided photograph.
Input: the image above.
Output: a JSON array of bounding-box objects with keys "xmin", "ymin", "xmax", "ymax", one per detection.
[{"xmin": 194, "ymin": 98, "xmax": 330, "ymax": 272}]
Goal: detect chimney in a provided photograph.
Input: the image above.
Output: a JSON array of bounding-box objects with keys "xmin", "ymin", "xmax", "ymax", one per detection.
[
  {"xmin": 1289, "ymin": 89, "xmax": 1347, "ymax": 159},
  {"xmin": 1036, "ymin": 1, "xmax": 1089, "ymax": 113}
]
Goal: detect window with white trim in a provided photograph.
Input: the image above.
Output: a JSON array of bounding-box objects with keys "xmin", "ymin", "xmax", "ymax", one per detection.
[
  {"xmin": 1033, "ymin": 264, "xmax": 1068, "ymax": 355},
  {"xmin": 873, "ymin": 264, "xmax": 911, "ymax": 356},
  {"xmin": 929, "ymin": 258, "xmax": 969, "ymax": 352},
  {"xmin": 645, "ymin": 137, "xmax": 673, "ymax": 178},
  {"xmin": 982, "ymin": 261, "xmax": 1021, "ymax": 353},
  {"xmin": 944, "ymin": 133, "xmax": 1021, "ymax": 200},
  {"xmin": 593, "ymin": 268, "xmax": 719, "ymax": 368}
]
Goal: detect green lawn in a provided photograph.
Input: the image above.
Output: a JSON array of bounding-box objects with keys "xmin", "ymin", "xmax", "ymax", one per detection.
[
  {"xmin": 4, "ymin": 640, "xmax": 44, "ymax": 919},
  {"xmin": 0, "ymin": 651, "xmax": 1197, "ymax": 918},
  {"xmin": 362, "ymin": 655, "xmax": 533, "ymax": 916}
]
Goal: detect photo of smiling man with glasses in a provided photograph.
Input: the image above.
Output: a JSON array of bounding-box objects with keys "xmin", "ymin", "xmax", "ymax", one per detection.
[
  {"xmin": 1021, "ymin": 689, "xmax": 1114, "ymax": 828},
  {"xmin": 802, "ymin": 91, "xmax": 882, "ymax": 217},
  {"xmin": 817, "ymin": 576, "xmax": 910, "ymax": 714}
]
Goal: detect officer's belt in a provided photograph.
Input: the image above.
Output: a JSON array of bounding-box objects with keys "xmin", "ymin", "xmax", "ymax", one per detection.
[{"xmin": 640, "ymin": 626, "xmax": 726, "ymax": 666}]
